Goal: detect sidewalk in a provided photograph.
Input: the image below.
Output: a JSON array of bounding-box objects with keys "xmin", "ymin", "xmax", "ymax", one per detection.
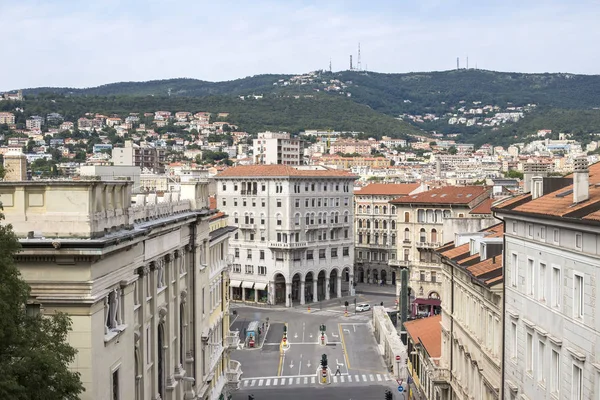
[{"xmin": 354, "ymin": 282, "xmax": 397, "ymax": 296}]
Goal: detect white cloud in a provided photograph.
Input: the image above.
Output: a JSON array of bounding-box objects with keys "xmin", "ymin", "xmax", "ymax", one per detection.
[{"xmin": 1, "ymin": 0, "xmax": 599, "ymax": 89}]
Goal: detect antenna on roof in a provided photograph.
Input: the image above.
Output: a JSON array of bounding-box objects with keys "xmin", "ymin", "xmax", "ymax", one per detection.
[{"xmin": 357, "ymin": 43, "xmax": 362, "ymax": 71}]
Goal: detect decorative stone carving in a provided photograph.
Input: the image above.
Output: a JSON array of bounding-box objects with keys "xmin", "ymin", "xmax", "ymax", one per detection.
[
  {"xmin": 51, "ymin": 241, "xmax": 61, "ymax": 249},
  {"xmin": 181, "ymin": 289, "xmax": 188, "ymax": 304}
]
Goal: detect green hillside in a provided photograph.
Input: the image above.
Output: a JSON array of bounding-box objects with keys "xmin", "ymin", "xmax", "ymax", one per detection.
[{"xmin": 2, "ymin": 94, "xmax": 423, "ymax": 139}]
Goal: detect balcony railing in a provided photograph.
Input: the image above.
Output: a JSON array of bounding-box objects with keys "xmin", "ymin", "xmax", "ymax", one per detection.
[
  {"xmin": 226, "ymin": 360, "xmax": 243, "ymax": 390},
  {"xmin": 268, "ymin": 241, "xmax": 308, "ymax": 249},
  {"xmin": 389, "ymin": 259, "xmax": 409, "ymax": 267},
  {"xmin": 239, "ymin": 223, "xmax": 256, "ymax": 230},
  {"xmin": 415, "ymin": 241, "xmax": 442, "ymax": 249},
  {"xmin": 226, "ymin": 331, "xmax": 240, "ymax": 350},
  {"xmin": 240, "ymin": 190, "xmax": 258, "ymax": 196}
]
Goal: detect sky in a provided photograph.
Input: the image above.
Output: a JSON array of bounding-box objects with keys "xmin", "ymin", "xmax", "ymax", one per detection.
[{"xmin": 2, "ymin": 0, "xmax": 600, "ymax": 90}]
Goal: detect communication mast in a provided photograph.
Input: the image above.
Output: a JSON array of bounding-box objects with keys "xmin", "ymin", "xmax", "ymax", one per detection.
[
  {"xmin": 350, "ymin": 55, "xmax": 353, "ymax": 70},
  {"xmin": 357, "ymin": 43, "xmax": 362, "ymax": 71},
  {"xmin": 329, "ymin": 58, "xmax": 332, "ymax": 73}
]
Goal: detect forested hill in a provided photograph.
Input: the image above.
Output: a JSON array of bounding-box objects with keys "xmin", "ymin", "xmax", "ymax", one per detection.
[{"xmin": 21, "ymin": 69, "xmax": 600, "ymax": 112}]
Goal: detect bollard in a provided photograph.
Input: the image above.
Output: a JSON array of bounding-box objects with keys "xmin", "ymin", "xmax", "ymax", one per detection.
[{"xmin": 307, "ymin": 305, "xmax": 311, "ymax": 313}]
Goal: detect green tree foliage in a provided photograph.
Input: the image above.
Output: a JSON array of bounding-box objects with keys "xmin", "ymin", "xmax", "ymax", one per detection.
[
  {"xmin": 0, "ymin": 212, "xmax": 84, "ymax": 399},
  {"xmin": 505, "ymin": 170, "xmax": 524, "ymax": 179}
]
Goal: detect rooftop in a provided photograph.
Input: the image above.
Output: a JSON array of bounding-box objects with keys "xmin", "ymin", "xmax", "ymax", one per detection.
[
  {"xmin": 404, "ymin": 315, "xmax": 442, "ymax": 358},
  {"xmin": 390, "ymin": 185, "xmax": 490, "ymax": 205},
  {"xmin": 355, "ymin": 183, "xmax": 420, "ymax": 196},
  {"xmin": 216, "ymin": 164, "xmax": 356, "ymax": 178}
]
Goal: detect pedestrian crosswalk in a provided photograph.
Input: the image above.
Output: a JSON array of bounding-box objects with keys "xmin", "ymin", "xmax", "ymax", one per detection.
[{"xmin": 241, "ymin": 373, "xmax": 392, "ymax": 388}]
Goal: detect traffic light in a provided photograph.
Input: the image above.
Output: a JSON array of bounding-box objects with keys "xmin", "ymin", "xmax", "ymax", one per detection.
[
  {"xmin": 283, "ymin": 325, "xmax": 287, "ymax": 333},
  {"xmin": 345, "ymin": 301, "xmax": 349, "ymax": 307},
  {"xmin": 321, "ymin": 353, "xmax": 328, "ymax": 368},
  {"xmin": 248, "ymin": 395, "xmax": 255, "ymax": 400},
  {"xmin": 385, "ymin": 389, "xmax": 393, "ymax": 400},
  {"xmin": 319, "ymin": 324, "xmax": 326, "ymax": 332}
]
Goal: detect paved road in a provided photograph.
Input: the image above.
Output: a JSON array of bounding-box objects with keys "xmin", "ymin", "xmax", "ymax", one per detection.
[{"xmin": 232, "ymin": 385, "xmax": 400, "ymax": 400}]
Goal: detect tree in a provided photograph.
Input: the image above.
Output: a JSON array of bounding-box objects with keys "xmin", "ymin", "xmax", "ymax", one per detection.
[
  {"xmin": 0, "ymin": 211, "xmax": 84, "ymax": 399},
  {"xmin": 448, "ymin": 145, "xmax": 458, "ymax": 155},
  {"xmin": 505, "ymin": 169, "xmax": 524, "ymax": 179}
]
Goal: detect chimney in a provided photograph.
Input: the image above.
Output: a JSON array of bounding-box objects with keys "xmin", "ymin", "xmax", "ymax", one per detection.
[{"xmin": 573, "ymin": 156, "xmax": 589, "ymax": 204}]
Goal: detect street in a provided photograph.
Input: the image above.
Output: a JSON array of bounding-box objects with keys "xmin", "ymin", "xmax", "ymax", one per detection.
[{"xmin": 229, "ymin": 287, "xmax": 400, "ymax": 397}]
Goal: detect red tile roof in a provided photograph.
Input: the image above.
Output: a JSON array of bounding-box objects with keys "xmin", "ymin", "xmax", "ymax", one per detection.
[
  {"xmin": 469, "ymin": 197, "xmax": 493, "ymax": 215},
  {"xmin": 355, "ymin": 183, "xmax": 420, "ymax": 196},
  {"xmin": 390, "ymin": 186, "xmax": 490, "ymax": 205},
  {"xmin": 404, "ymin": 315, "xmax": 442, "ymax": 358},
  {"xmin": 216, "ymin": 165, "xmax": 356, "ymax": 178}
]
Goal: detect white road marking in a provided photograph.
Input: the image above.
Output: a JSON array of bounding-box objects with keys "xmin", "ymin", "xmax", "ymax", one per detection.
[
  {"xmin": 362, "ymin": 375, "xmax": 367, "ymax": 382},
  {"xmin": 355, "ymin": 375, "xmax": 360, "ymax": 382},
  {"xmin": 296, "ymin": 377, "xmax": 300, "ymax": 384},
  {"xmin": 341, "ymin": 376, "xmax": 345, "ymax": 382},
  {"xmin": 273, "ymin": 378, "xmax": 278, "ymax": 386},
  {"xmin": 258, "ymin": 379, "xmax": 264, "ymax": 386},
  {"xmin": 369, "ymin": 374, "xmax": 374, "ymax": 381},
  {"xmin": 377, "ymin": 374, "xmax": 382, "ymax": 381},
  {"xmin": 348, "ymin": 375, "xmax": 353, "ymax": 382},
  {"xmin": 343, "ymin": 329, "xmax": 351, "ymax": 333},
  {"xmin": 244, "ymin": 380, "xmax": 249, "ymax": 387},
  {"xmin": 331, "ymin": 332, "xmax": 339, "ymax": 338},
  {"xmin": 250, "ymin": 380, "xmax": 256, "ymax": 386},
  {"xmin": 333, "ymin": 376, "xmax": 338, "ymax": 383},
  {"xmin": 304, "ymin": 377, "xmax": 308, "ymax": 384},
  {"xmin": 266, "ymin": 379, "xmax": 271, "ymax": 386},
  {"xmin": 288, "ymin": 377, "xmax": 293, "ymax": 385},
  {"xmin": 311, "ymin": 376, "xmax": 316, "ymax": 384}
]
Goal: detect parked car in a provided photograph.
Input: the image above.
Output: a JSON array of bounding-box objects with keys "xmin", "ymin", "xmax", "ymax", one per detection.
[{"xmin": 356, "ymin": 303, "xmax": 371, "ymax": 312}]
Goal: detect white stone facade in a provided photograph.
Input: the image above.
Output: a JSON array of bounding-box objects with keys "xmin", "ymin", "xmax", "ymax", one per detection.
[
  {"xmin": 252, "ymin": 131, "xmax": 303, "ymax": 165},
  {"xmin": 216, "ymin": 165, "xmax": 356, "ymax": 307}
]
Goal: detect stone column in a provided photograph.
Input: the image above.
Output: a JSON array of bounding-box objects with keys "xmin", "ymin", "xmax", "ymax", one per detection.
[
  {"xmin": 336, "ymin": 276, "xmax": 342, "ymax": 298},
  {"xmin": 254, "ymin": 287, "xmax": 259, "ymax": 303},
  {"xmin": 286, "ymin": 283, "xmax": 292, "ymax": 307},
  {"xmin": 325, "ymin": 277, "xmax": 331, "ymax": 300},
  {"xmin": 300, "ymin": 280, "xmax": 306, "ymax": 305},
  {"xmin": 350, "ymin": 274, "xmax": 355, "ymax": 296},
  {"xmin": 269, "ymin": 282, "xmax": 275, "ymax": 305},
  {"xmin": 312, "ymin": 280, "xmax": 318, "ymax": 303},
  {"xmin": 242, "ymin": 286, "xmax": 246, "ymax": 302}
]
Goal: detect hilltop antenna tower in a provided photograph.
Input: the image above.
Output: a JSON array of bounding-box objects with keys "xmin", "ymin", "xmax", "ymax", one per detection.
[
  {"xmin": 350, "ymin": 55, "xmax": 353, "ymax": 70},
  {"xmin": 329, "ymin": 58, "xmax": 332, "ymax": 73},
  {"xmin": 466, "ymin": 56, "xmax": 469, "ymax": 69},
  {"xmin": 357, "ymin": 43, "xmax": 362, "ymax": 71},
  {"xmin": 456, "ymin": 57, "xmax": 460, "ymax": 70}
]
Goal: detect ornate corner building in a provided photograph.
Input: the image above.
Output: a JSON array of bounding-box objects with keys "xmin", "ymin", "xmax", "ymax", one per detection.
[{"xmin": 0, "ymin": 176, "xmax": 241, "ymax": 400}]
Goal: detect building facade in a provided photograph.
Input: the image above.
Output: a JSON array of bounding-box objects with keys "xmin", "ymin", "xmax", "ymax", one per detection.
[
  {"xmin": 252, "ymin": 131, "xmax": 303, "ymax": 165},
  {"xmin": 354, "ymin": 183, "xmax": 424, "ymax": 285},
  {"xmin": 389, "ymin": 186, "xmax": 494, "ymax": 318},
  {"xmin": 0, "ymin": 176, "xmax": 240, "ymax": 400},
  {"xmin": 0, "ymin": 111, "xmax": 15, "ymax": 125},
  {"xmin": 216, "ymin": 165, "xmax": 356, "ymax": 307},
  {"xmin": 494, "ymin": 158, "xmax": 600, "ymax": 400},
  {"xmin": 436, "ymin": 224, "xmax": 504, "ymax": 400},
  {"xmin": 113, "ymin": 140, "xmax": 166, "ymax": 173}
]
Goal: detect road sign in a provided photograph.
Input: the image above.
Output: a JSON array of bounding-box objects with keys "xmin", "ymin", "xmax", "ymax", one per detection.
[
  {"xmin": 395, "ymin": 355, "xmax": 401, "ymax": 361},
  {"xmin": 398, "ymin": 386, "xmax": 404, "ymax": 392}
]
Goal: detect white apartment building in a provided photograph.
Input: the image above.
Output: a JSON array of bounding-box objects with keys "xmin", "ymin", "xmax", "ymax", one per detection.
[
  {"xmin": 354, "ymin": 182, "xmax": 424, "ymax": 285},
  {"xmin": 389, "ymin": 186, "xmax": 494, "ymax": 318},
  {"xmin": 494, "ymin": 157, "xmax": 600, "ymax": 400},
  {"xmin": 252, "ymin": 131, "xmax": 304, "ymax": 165},
  {"xmin": 0, "ymin": 174, "xmax": 241, "ymax": 400},
  {"xmin": 216, "ymin": 165, "xmax": 356, "ymax": 307},
  {"xmin": 26, "ymin": 115, "xmax": 43, "ymax": 130},
  {"xmin": 436, "ymin": 224, "xmax": 504, "ymax": 400}
]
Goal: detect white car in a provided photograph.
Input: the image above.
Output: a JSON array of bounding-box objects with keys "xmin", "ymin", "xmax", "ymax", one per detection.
[{"xmin": 356, "ymin": 303, "xmax": 371, "ymax": 312}]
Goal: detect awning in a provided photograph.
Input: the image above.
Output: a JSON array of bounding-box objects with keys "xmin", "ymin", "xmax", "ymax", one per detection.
[
  {"xmin": 413, "ymin": 298, "xmax": 441, "ymax": 306},
  {"xmin": 241, "ymin": 281, "xmax": 255, "ymax": 289},
  {"xmin": 254, "ymin": 282, "xmax": 268, "ymax": 291},
  {"xmin": 229, "ymin": 280, "xmax": 242, "ymax": 288}
]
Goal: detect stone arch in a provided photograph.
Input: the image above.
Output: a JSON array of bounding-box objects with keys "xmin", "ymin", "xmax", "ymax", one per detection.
[
  {"xmin": 329, "ymin": 268, "xmax": 339, "ymax": 298},
  {"xmin": 274, "ymin": 273, "xmax": 286, "ymax": 305},
  {"xmin": 291, "ymin": 272, "xmax": 302, "ymax": 303},
  {"xmin": 372, "ymin": 268, "xmax": 379, "ymax": 283},
  {"xmin": 305, "ymin": 271, "xmax": 315, "ymax": 303},
  {"xmin": 428, "ymin": 291, "xmax": 440, "ymax": 299},
  {"xmin": 357, "ymin": 266, "xmax": 365, "ymax": 283},
  {"xmin": 317, "ymin": 270, "xmax": 327, "ymax": 301},
  {"xmin": 381, "ymin": 269, "xmax": 387, "ymax": 284}
]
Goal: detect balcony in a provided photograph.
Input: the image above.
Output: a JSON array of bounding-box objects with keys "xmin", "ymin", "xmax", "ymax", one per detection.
[
  {"xmin": 415, "ymin": 241, "xmax": 442, "ymax": 249},
  {"xmin": 240, "ymin": 190, "xmax": 258, "ymax": 196},
  {"xmin": 226, "ymin": 360, "xmax": 243, "ymax": 390},
  {"xmin": 239, "ymin": 223, "xmax": 256, "ymax": 230},
  {"xmin": 268, "ymin": 241, "xmax": 308, "ymax": 249},
  {"xmin": 226, "ymin": 330, "xmax": 241, "ymax": 350},
  {"xmin": 389, "ymin": 259, "xmax": 409, "ymax": 268}
]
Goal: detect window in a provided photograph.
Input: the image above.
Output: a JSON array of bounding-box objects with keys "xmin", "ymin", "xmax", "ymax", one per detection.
[
  {"xmin": 575, "ymin": 233, "xmax": 582, "ymax": 249},
  {"xmin": 295, "ymin": 199, "xmax": 300, "ymax": 207},
  {"xmin": 276, "ymin": 215, "xmax": 282, "ymax": 226},
  {"xmin": 551, "ymin": 349, "xmax": 560, "ymax": 395},
  {"xmin": 331, "ymin": 248, "xmax": 338, "ymax": 258},
  {"xmin": 232, "ymin": 264, "xmax": 241, "ymax": 273},
  {"xmin": 112, "ymin": 368, "xmax": 119, "ymax": 400},
  {"xmin": 242, "ymin": 199, "xmax": 246, "ymax": 207},
  {"xmin": 234, "ymin": 198, "xmax": 238, "ymax": 207},
  {"xmin": 260, "ymin": 250, "xmax": 265, "ymax": 260},
  {"xmin": 539, "ymin": 262, "xmax": 546, "ymax": 302},
  {"xmin": 510, "ymin": 322, "xmax": 517, "ymax": 360},
  {"xmin": 527, "ymin": 258, "xmax": 535, "ymax": 296},
  {"xmin": 222, "ymin": 198, "xmax": 226, "ymax": 206},
  {"xmin": 344, "ymin": 229, "xmax": 349, "ymax": 239},
  {"xmin": 538, "ymin": 340, "xmax": 546, "ymax": 385},
  {"xmin": 553, "ymin": 229, "xmax": 559, "ymax": 243},
  {"xmin": 234, "ymin": 184, "xmax": 238, "ymax": 191},
  {"xmin": 258, "ymin": 266, "xmax": 267, "ymax": 275},
  {"xmin": 344, "ymin": 197, "xmax": 349, "ymax": 206},
  {"xmin": 261, "ymin": 200, "xmax": 265, "ymax": 207},
  {"xmin": 222, "ymin": 184, "xmax": 226, "ymax": 191},
  {"xmin": 526, "ymin": 331, "xmax": 533, "ymax": 374},
  {"xmin": 540, "ymin": 226, "xmax": 546, "ymax": 240},
  {"xmin": 552, "ymin": 266, "xmax": 561, "ymax": 309},
  {"xmin": 420, "ymin": 271, "xmax": 426, "ymax": 281},
  {"xmin": 511, "ymin": 253, "xmax": 518, "ymax": 287},
  {"xmin": 527, "ymin": 224, "xmax": 533, "ymax": 237},
  {"xmin": 249, "ymin": 233, "xmax": 254, "ymax": 241},
  {"xmin": 245, "ymin": 265, "xmax": 254, "ymax": 274},
  {"xmin": 277, "ymin": 199, "xmax": 282, "ymax": 207},
  {"xmin": 319, "ymin": 249, "xmax": 326, "ymax": 259},
  {"xmin": 343, "ymin": 247, "xmax": 349, "ymax": 256},
  {"xmin": 431, "ymin": 271, "xmax": 437, "ymax": 283},
  {"xmin": 247, "ymin": 249, "xmax": 252, "ymax": 260},
  {"xmin": 574, "ymin": 273, "xmax": 584, "ymax": 319},
  {"xmin": 572, "ymin": 364, "xmax": 583, "ymax": 400},
  {"xmin": 234, "ymin": 232, "xmax": 239, "ymax": 240},
  {"xmin": 307, "ymin": 250, "xmax": 313, "ymax": 260}
]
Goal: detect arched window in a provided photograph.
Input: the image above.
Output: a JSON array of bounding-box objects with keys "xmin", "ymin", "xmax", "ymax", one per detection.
[
  {"xmin": 431, "ymin": 228, "xmax": 438, "ymax": 243},
  {"xmin": 426, "ymin": 209, "xmax": 434, "ymax": 223},
  {"xmin": 276, "ymin": 213, "xmax": 282, "ymax": 226},
  {"xmin": 358, "ymin": 205, "xmax": 363, "ymax": 214},
  {"xmin": 234, "ymin": 212, "xmax": 239, "ymax": 224},
  {"xmin": 295, "ymin": 213, "xmax": 301, "ymax": 226},
  {"xmin": 383, "ymin": 233, "xmax": 388, "ymax": 246},
  {"xmin": 334, "ymin": 213, "xmax": 339, "ymax": 223},
  {"xmin": 366, "ymin": 205, "xmax": 371, "ymax": 214},
  {"xmin": 366, "ymin": 220, "xmax": 371, "ymax": 229},
  {"xmin": 358, "ymin": 233, "xmax": 363, "ymax": 244},
  {"xmin": 391, "ymin": 233, "xmax": 396, "ymax": 245},
  {"xmin": 383, "ymin": 220, "xmax": 387, "ymax": 229},
  {"xmin": 404, "ymin": 212, "xmax": 410, "ymax": 223},
  {"xmin": 310, "ymin": 213, "xmax": 315, "ymax": 225},
  {"xmin": 366, "ymin": 233, "xmax": 371, "ymax": 244},
  {"xmin": 344, "ymin": 212, "xmax": 349, "ymax": 223},
  {"xmin": 374, "ymin": 220, "xmax": 379, "ymax": 229},
  {"xmin": 443, "ymin": 210, "xmax": 451, "ymax": 219},
  {"xmin": 374, "ymin": 233, "xmax": 379, "ymax": 244},
  {"xmin": 417, "ymin": 210, "xmax": 425, "ymax": 223},
  {"xmin": 420, "ymin": 228, "xmax": 427, "ymax": 242},
  {"xmin": 383, "ymin": 206, "xmax": 388, "ymax": 214},
  {"xmin": 435, "ymin": 210, "xmax": 443, "ymax": 223},
  {"xmin": 358, "ymin": 220, "xmax": 363, "ymax": 228},
  {"xmin": 375, "ymin": 206, "xmax": 379, "ymax": 215},
  {"xmin": 404, "ymin": 228, "xmax": 410, "ymax": 240},
  {"xmin": 391, "ymin": 221, "xmax": 396, "ymax": 230},
  {"xmin": 391, "ymin": 206, "xmax": 397, "ymax": 215},
  {"xmin": 306, "ymin": 213, "xmax": 310, "ymax": 225},
  {"xmin": 318, "ymin": 212, "xmax": 323, "ymax": 224}
]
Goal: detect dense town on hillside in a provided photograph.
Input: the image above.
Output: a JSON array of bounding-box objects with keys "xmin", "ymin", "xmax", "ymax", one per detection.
[{"xmin": 1, "ymin": 95, "xmax": 600, "ymax": 400}]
